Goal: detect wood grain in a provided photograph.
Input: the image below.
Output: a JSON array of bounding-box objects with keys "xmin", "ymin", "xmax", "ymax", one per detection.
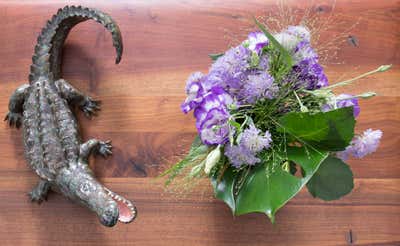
[{"xmin": 0, "ymin": 0, "xmax": 399, "ymax": 245}]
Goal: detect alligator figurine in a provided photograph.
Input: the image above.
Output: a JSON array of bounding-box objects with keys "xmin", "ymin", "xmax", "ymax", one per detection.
[{"xmin": 5, "ymin": 6, "xmax": 136, "ymax": 227}]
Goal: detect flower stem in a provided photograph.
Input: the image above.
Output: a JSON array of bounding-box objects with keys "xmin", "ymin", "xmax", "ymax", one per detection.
[
  {"xmin": 325, "ymin": 65, "xmax": 392, "ymax": 89},
  {"xmin": 293, "ymin": 91, "xmax": 308, "ymax": 112}
]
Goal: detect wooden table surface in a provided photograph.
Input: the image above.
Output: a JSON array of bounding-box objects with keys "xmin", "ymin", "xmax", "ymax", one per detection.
[{"xmin": 0, "ymin": 0, "xmax": 399, "ymax": 245}]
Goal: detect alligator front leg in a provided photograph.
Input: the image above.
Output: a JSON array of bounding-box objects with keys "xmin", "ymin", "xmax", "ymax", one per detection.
[
  {"xmin": 5, "ymin": 84, "xmax": 30, "ymax": 128},
  {"xmin": 79, "ymin": 139, "xmax": 113, "ymax": 162},
  {"xmin": 29, "ymin": 180, "xmax": 51, "ymax": 204},
  {"xmin": 55, "ymin": 79, "xmax": 100, "ymax": 118}
]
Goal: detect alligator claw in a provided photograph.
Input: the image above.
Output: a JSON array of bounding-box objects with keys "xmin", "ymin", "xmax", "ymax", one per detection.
[
  {"xmin": 28, "ymin": 190, "xmax": 47, "ymax": 204},
  {"xmin": 81, "ymin": 97, "xmax": 101, "ymax": 118},
  {"xmin": 98, "ymin": 140, "xmax": 112, "ymax": 158},
  {"xmin": 4, "ymin": 112, "xmax": 22, "ymax": 128}
]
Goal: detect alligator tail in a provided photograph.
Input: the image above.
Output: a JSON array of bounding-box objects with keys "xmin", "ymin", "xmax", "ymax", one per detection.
[{"xmin": 29, "ymin": 5, "xmax": 123, "ymax": 83}]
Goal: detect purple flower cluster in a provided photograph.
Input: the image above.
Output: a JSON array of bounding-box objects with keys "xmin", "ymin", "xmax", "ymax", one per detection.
[
  {"xmin": 275, "ymin": 26, "xmax": 328, "ymax": 90},
  {"xmin": 225, "ymin": 124, "xmax": 272, "ymax": 168},
  {"xmin": 181, "ymin": 26, "xmax": 332, "ymax": 168},
  {"xmin": 337, "ymin": 129, "xmax": 383, "ymax": 160},
  {"xmin": 239, "ymin": 71, "xmax": 278, "ymax": 104}
]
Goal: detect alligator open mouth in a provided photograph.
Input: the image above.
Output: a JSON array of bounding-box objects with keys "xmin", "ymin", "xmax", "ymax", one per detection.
[{"xmin": 105, "ymin": 188, "xmax": 137, "ymax": 223}]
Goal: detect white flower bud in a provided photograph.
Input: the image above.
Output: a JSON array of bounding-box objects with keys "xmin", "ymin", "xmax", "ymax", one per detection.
[
  {"xmin": 204, "ymin": 146, "xmax": 221, "ymax": 175},
  {"xmin": 377, "ymin": 64, "xmax": 392, "ymax": 72}
]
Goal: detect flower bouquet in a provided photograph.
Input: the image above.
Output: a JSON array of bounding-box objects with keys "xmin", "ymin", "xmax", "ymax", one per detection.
[{"xmin": 161, "ymin": 19, "xmax": 390, "ymax": 222}]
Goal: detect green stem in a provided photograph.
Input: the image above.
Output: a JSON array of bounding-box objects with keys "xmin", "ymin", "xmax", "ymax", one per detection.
[
  {"xmin": 293, "ymin": 91, "xmax": 308, "ymax": 112},
  {"xmin": 325, "ymin": 65, "xmax": 392, "ymax": 89}
]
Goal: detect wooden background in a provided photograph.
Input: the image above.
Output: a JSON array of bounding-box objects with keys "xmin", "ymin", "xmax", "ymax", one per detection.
[{"xmin": 0, "ymin": 0, "xmax": 399, "ymax": 245}]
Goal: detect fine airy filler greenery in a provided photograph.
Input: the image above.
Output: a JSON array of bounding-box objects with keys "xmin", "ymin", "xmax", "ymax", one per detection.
[{"xmin": 161, "ymin": 19, "xmax": 390, "ymax": 222}]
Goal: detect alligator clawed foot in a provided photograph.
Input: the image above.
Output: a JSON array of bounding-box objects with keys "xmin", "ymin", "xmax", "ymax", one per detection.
[
  {"xmin": 28, "ymin": 190, "xmax": 47, "ymax": 204},
  {"xmin": 98, "ymin": 140, "xmax": 112, "ymax": 158},
  {"xmin": 81, "ymin": 97, "xmax": 101, "ymax": 118},
  {"xmin": 4, "ymin": 112, "xmax": 22, "ymax": 128}
]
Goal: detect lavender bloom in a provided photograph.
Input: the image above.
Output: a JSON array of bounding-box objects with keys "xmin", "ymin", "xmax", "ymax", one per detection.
[
  {"xmin": 351, "ymin": 129, "xmax": 383, "ymax": 158},
  {"xmin": 240, "ymin": 71, "xmax": 277, "ymax": 103},
  {"xmin": 247, "ymin": 32, "xmax": 269, "ymax": 53},
  {"xmin": 337, "ymin": 129, "xmax": 383, "ymax": 160},
  {"xmin": 322, "ymin": 94, "xmax": 360, "ymax": 117},
  {"xmin": 209, "ymin": 45, "xmax": 251, "ymax": 92},
  {"xmin": 224, "ymin": 145, "xmax": 260, "ymax": 168},
  {"xmin": 290, "ymin": 58, "xmax": 328, "ymax": 89},
  {"xmin": 240, "ymin": 124, "xmax": 272, "ymax": 152},
  {"xmin": 258, "ymin": 54, "xmax": 270, "ymax": 70},
  {"xmin": 225, "ymin": 123, "xmax": 272, "ymax": 168},
  {"xmin": 336, "ymin": 146, "xmax": 352, "ymax": 161}
]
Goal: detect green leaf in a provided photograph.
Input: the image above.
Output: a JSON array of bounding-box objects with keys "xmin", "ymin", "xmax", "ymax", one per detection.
[
  {"xmin": 209, "ymin": 52, "xmax": 224, "ymax": 61},
  {"xmin": 306, "ymin": 156, "xmax": 354, "ymax": 201},
  {"xmin": 254, "ymin": 17, "xmax": 293, "ymax": 69},
  {"xmin": 211, "ymin": 166, "xmax": 237, "ymax": 212},
  {"xmin": 212, "ymin": 147, "xmax": 327, "ymax": 221},
  {"xmin": 278, "ymin": 107, "xmax": 355, "ymax": 151},
  {"xmin": 234, "ymin": 147, "xmax": 327, "ymax": 221}
]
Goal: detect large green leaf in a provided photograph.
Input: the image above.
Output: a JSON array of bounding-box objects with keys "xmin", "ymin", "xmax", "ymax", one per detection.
[
  {"xmin": 278, "ymin": 107, "xmax": 355, "ymax": 151},
  {"xmin": 212, "ymin": 147, "xmax": 327, "ymax": 221},
  {"xmin": 211, "ymin": 167, "xmax": 237, "ymax": 212},
  {"xmin": 306, "ymin": 156, "xmax": 354, "ymax": 201}
]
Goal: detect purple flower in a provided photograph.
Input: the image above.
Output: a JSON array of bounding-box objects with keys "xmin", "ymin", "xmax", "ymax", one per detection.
[
  {"xmin": 198, "ymin": 108, "xmax": 231, "ymax": 145},
  {"xmin": 336, "ymin": 129, "xmax": 383, "ymax": 160},
  {"xmin": 181, "ymin": 72, "xmax": 206, "ymax": 113},
  {"xmin": 224, "ymin": 124, "xmax": 272, "ymax": 168},
  {"xmin": 290, "ymin": 58, "xmax": 328, "ymax": 89},
  {"xmin": 336, "ymin": 94, "xmax": 360, "ymax": 117},
  {"xmin": 322, "ymin": 94, "xmax": 360, "ymax": 117},
  {"xmin": 209, "ymin": 45, "xmax": 251, "ymax": 92},
  {"xmin": 240, "ymin": 124, "xmax": 272, "ymax": 153},
  {"xmin": 247, "ymin": 32, "xmax": 269, "ymax": 53},
  {"xmin": 193, "ymin": 88, "xmax": 234, "ymax": 145},
  {"xmin": 239, "ymin": 71, "xmax": 277, "ymax": 104},
  {"xmin": 224, "ymin": 145, "xmax": 260, "ymax": 168},
  {"xmin": 258, "ymin": 55, "xmax": 270, "ymax": 70},
  {"xmin": 287, "ymin": 25, "xmax": 311, "ymax": 42},
  {"xmin": 351, "ymin": 129, "xmax": 383, "ymax": 158},
  {"xmin": 292, "ymin": 41, "xmax": 318, "ymax": 64}
]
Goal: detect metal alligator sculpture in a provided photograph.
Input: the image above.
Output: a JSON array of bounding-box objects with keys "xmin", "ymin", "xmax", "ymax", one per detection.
[{"xmin": 5, "ymin": 5, "xmax": 136, "ymax": 227}]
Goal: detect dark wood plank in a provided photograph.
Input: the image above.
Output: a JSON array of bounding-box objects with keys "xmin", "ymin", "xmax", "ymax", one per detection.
[{"xmin": 0, "ymin": 177, "xmax": 399, "ymax": 246}]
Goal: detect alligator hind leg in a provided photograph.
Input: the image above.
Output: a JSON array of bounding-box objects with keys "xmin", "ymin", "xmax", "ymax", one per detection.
[
  {"xmin": 55, "ymin": 79, "xmax": 100, "ymax": 118},
  {"xmin": 29, "ymin": 180, "xmax": 51, "ymax": 204},
  {"xmin": 5, "ymin": 84, "xmax": 30, "ymax": 128},
  {"xmin": 79, "ymin": 139, "xmax": 113, "ymax": 162}
]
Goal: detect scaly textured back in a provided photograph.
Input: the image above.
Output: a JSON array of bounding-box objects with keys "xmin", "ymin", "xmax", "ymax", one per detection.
[{"xmin": 29, "ymin": 5, "xmax": 123, "ymax": 83}]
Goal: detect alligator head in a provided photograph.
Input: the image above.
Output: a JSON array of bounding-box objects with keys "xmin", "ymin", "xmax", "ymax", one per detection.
[{"xmin": 56, "ymin": 166, "xmax": 137, "ymax": 227}]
